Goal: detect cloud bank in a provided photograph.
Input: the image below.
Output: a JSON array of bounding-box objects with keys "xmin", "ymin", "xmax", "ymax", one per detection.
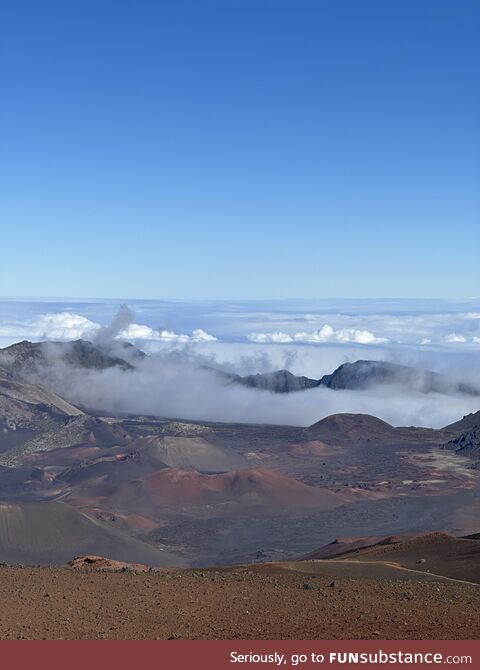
[
  {"xmin": 28, "ymin": 351, "xmax": 480, "ymax": 430},
  {"xmin": 1, "ymin": 300, "xmax": 480, "ymax": 349},
  {"xmin": 248, "ymin": 325, "xmax": 387, "ymax": 345},
  {"xmin": 0, "ymin": 310, "xmax": 217, "ymax": 344},
  {"xmin": 1, "ymin": 300, "xmax": 479, "ymax": 430}
]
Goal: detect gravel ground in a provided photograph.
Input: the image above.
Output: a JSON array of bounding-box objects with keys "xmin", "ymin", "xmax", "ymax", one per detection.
[{"xmin": 0, "ymin": 563, "xmax": 479, "ymax": 640}]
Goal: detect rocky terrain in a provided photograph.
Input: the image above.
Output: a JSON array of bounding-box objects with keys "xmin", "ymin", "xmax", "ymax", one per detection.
[
  {"xmin": 0, "ymin": 558, "xmax": 479, "ymax": 639},
  {"xmin": 445, "ymin": 413, "xmax": 480, "ymax": 458}
]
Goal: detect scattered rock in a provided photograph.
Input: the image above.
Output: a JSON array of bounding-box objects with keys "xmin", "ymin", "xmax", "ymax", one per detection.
[{"xmin": 66, "ymin": 556, "xmax": 150, "ymax": 573}]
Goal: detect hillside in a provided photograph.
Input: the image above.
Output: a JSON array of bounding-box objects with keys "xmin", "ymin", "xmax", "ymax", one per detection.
[
  {"xmin": 0, "ymin": 500, "xmax": 184, "ymax": 566},
  {"xmin": 319, "ymin": 360, "xmax": 479, "ymax": 395},
  {"xmin": 306, "ymin": 531, "xmax": 480, "ymax": 583},
  {"xmin": 145, "ymin": 467, "xmax": 344, "ymax": 510},
  {"xmin": 0, "ymin": 339, "xmax": 135, "ymax": 378}
]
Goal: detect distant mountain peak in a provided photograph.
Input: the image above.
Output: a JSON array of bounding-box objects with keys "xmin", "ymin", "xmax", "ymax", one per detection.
[{"xmin": 0, "ymin": 338, "xmax": 140, "ymax": 378}]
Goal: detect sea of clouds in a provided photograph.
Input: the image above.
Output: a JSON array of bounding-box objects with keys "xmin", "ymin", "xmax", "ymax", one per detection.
[{"xmin": 0, "ymin": 298, "xmax": 479, "ymax": 428}]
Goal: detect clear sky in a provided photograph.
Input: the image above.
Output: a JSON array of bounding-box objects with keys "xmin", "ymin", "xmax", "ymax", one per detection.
[{"xmin": 1, "ymin": 0, "xmax": 478, "ymax": 299}]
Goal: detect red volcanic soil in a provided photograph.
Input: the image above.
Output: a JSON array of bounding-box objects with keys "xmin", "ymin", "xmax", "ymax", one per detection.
[
  {"xmin": 0, "ymin": 562, "xmax": 479, "ymax": 639},
  {"xmin": 146, "ymin": 467, "xmax": 343, "ymax": 509}
]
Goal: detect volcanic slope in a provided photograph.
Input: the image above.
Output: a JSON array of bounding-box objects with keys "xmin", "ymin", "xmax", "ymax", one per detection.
[
  {"xmin": 0, "ymin": 376, "xmax": 82, "ymax": 423},
  {"xmin": 445, "ymin": 410, "xmax": 480, "ymax": 434},
  {"xmin": 306, "ymin": 531, "xmax": 480, "ymax": 584},
  {"xmin": 127, "ymin": 435, "xmax": 246, "ymax": 472},
  {"xmin": 55, "ymin": 463, "xmax": 346, "ymax": 538},
  {"xmin": 0, "ymin": 374, "xmax": 83, "ymax": 453},
  {"xmin": 0, "ymin": 415, "xmax": 130, "ymax": 466},
  {"xmin": 0, "ymin": 339, "xmax": 137, "ymax": 380},
  {"xmin": 306, "ymin": 413, "xmax": 449, "ymax": 444},
  {"xmin": 318, "ymin": 360, "xmax": 479, "ymax": 395},
  {"xmin": 145, "ymin": 467, "xmax": 344, "ymax": 510},
  {"xmin": 0, "ymin": 501, "xmax": 184, "ymax": 566},
  {"xmin": 443, "ymin": 411, "xmax": 480, "ymax": 458}
]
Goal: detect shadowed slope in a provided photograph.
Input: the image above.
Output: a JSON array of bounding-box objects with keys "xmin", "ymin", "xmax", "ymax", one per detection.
[
  {"xmin": 0, "ymin": 500, "xmax": 184, "ymax": 566},
  {"xmin": 306, "ymin": 531, "xmax": 480, "ymax": 583}
]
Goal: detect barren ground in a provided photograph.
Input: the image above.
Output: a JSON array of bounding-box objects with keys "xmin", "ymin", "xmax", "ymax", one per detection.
[{"xmin": 1, "ymin": 562, "xmax": 479, "ymax": 640}]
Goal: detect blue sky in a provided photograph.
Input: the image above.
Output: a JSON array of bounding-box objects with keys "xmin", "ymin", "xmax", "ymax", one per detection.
[{"xmin": 1, "ymin": 0, "xmax": 478, "ymax": 299}]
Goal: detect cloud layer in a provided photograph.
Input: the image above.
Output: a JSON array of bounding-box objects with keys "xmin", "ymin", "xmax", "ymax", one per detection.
[
  {"xmin": 1, "ymin": 299, "xmax": 479, "ymax": 430},
  {"xmin": 1, "ymin": 299, "xmax": 480, "ymax": 348},
  {"xmin": 248, "ymin": 325, "xmax": 387, "ymax": 345},
  {"xmin": 28, "ymin": 351, "xmax": 480, "ymax": 430},
  {"xmin": 0, "ymin": 311, "xmax": 217, "ymax": 344}
]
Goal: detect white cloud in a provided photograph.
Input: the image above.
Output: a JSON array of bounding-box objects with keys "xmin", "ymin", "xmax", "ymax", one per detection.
[
  {"xmin": 248, "ymin": 331, "xmax": 295, "ymax": 344},
  {"xmin": 191, "ymin": 329, "xmax": 218, "ymax": 342},
  {"xmin": 0, "ymin": 311, "xmax": 217, "ymax": 345},
  {"xmin": 3, "ymin": 300, "xmax": 480, "ymax": 350},
  {"xmin": 445, "ymin": 334, "xmax": 467, "ymax": 343},
  {"xmin": 36, "ymin": 313, "xmax": 101, "ymax": 339},
  {"xmin": 133, "ymin": 324, "xmax": 217, "ymax": 342},
  {"xmin": 156, "ymin": 329, "xmax": 190, "ymax": 342},
  {"xmin": 119, "ymin": 324, "xmax": 160, "ymax": 340},
  {"xmin": 236, "ymin": 304, "xmax": 480, "ymax": 347},
  {"xmin": 123, "ymin": 327, "xmax": 217, "ymax": 342},
  {"xmin": 248, "ymin": 324, "xmax": 387, "ymax": 345},
  {"xmin": 0, "ymin": 312, "xmax": 101, "ymax": 340}
]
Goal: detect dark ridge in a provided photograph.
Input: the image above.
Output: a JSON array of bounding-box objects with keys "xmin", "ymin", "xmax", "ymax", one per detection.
[
  {"xmin": 0, "ymin": 339, "xmax": 136, "ymax": 376},
  {"xmin": 319, "ymin": 360, "xmax": 480, "ymax": 395}
]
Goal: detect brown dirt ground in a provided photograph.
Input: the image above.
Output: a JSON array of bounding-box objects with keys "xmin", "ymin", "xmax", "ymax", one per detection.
[{"xmin": 0, "ymin": 562, "xmax": 479, "ymax": 640}]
